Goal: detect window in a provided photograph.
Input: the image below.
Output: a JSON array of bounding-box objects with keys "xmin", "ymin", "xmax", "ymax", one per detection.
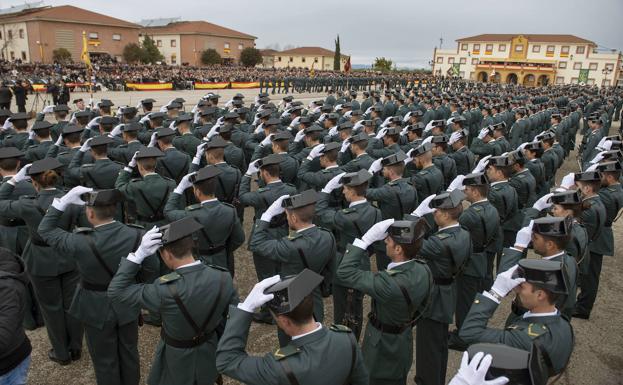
[
  {"xmin": 21, "ymin": 51, "xmax": 26, "ymax": 60},
  {"xmin": 18, "ymin": 29, "xmax": 24, "ymax": 39},
  {"xmin": 436, "ymin": 57, "xmax": 443, "ymax": 64},
  {"xmin": 561, "ymin": 46, "xmax": 570, "ymax": 55},
  {"xmin": 605, "ymin": 63, "xmax": 614, "ymax": 71},
  {"xmin": 573, "ymin": 62, "xmax": 582, "ymax": 70},
  {"xmin": 558, "ymin": 62, "xmax": 567, "ymax": 69},
  {"xmin": 473, "ymin": 44, "xmax": 480, "ymax": 52},
  {"xmin": 546, "ymin": 45, "xmax": 555, "ymax": 56},
  {"xmin": 8, "ymin": 30, "xmax": 12, "ymax": 39},
  {"xmin": 314, "ymin": 57, "xmax": 318, "ymax": 63},
  {"xmin": 459, "ymin": 57, "xmax": 466, "ymax": 64},
  {"xmin": 555, "ymin": 76, "xmax": 565, "ymax": 84},
  {"xmin": 571, "ymin": 77, "xmax": 579, "ymax": 83},
  {"xmin": 170, "ymin": 40, "xmax": 176, "ymax": 47},
  {"xmin": 0, "ymin": 31, "xmax": 3, "ymax": 39},
  {"xmin": 471, "ymin": 58, "xmax": 478, "ymax": 65},
  {"xmin": 485, "ymin": 44, "xmax": 493, "ymax": 53},
  {"xmin": 532, "ymin": 45, "xmax": 541, "ymax": 53},
  {"xmin": 302, "ymin": 57, "xmax": 306, "ymax": 63},
  {"xmin": 238, "ymin": 44, "xmax": 243, "ymax": 50},
  {"xmin": 88, "ymin": 32, "xmax": 98, "ymax": 39},
  {"xmin": 499, "ymin": 44, "xmax": 506, "ymax": 52},
  {"xmin": 515, "ymin": 45, "xmax": 524, "ymax": 52},
  {"xmin": 576, "ymin": 46, "xmax": 585, "ymax": 54},
  {"xmin": 112, "ymin": 34, "xmax": 121, "ymax": 41},
  {"xmin": 224, "ymin": 43, "xmax": 230, "ymax": 49},
  {"xmin": 459, "ymin": 71, "xmax": 465, "ymax": 78},
  {"xmin": 277, "ymin": 56, "xmax": 281, "ymax": 62},
  {"xmin": 586, "ymin": 78, "xmax": 595, "ymax": 85},
  {"xmin": 156, "ymin": 40, "xmax": 162, "ymax": 47},
  {"xmin": 289, "ymin": 57, "xmax": 293, "ymax": 62},
  {"xmin": 589, "ymin": 62, "xmax": 598, "ymax": 70},
  {"xmin": 10, "ymin": 51, "xmax": 14, "ymax": 60},
  {"xmin": 461, "ymin": 43, "xmax": 468, "ymax": 51},
  {"xmin": 171, "ymin": 54, "xmax": 176, "ymax": 65},
  {"xmin": 448, "ymin": 57, "xmax": 455, "ymax": 64}
]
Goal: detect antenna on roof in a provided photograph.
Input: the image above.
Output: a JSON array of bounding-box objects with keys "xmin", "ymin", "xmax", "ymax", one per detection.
[{"xmin": 439, "ymin": 36, "xmax": 443, "ymax": 50}]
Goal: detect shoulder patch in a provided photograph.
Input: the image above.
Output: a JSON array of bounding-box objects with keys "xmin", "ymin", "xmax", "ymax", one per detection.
[
  {"xmin": 517, "ymin": 174, "xmax": 526, "ymax": 178},
  {"xmin": 82, "ymin": 163, "xmax": 95, "ymax": 168},
  {"xmin": 127, "ymin": 223, "xmax": 145, "ymax": 229},
  {"xmin": 436, "ymin": 233, "xmax": 450, "ymax": 240},
  {"xmin": 287, "ymin": 232, "xmax": 302, "ymax": 241},
  {"xmin": 21, "ymin": 195, "xmax": 37, "ymax": 199},
  {"xmin": 73, "ymin": 227, "xmax": 94, "ymax": 234},
  {"xmin": 27, "ymin": 145, "xmax": 38, "ymax": 149},
  {"xmin": 526, "ymin": 323, "xmax": 548, "ymax": 339},
  {"xmin": 257, "ymin": 187, "xmax": 269, "ymax": 192},
  {"xmin": 186, "ymin": 203, "xmax": 202, "ymax": 211},
  {"xmin": 273, "ymin": 345, "xmax": 300, "ymax": 361},
  {"xmin": 208, "ymin": 264, "xmax": 229, "ymax": 272},
  {"xmin": 330, "ymin": 324, "xmax": 352, "ymax": 333},
  {"xmin": 473, "ymin": 206, "xmax": 482, "ymax": 212},
  {"xmin": 130, "ymin": 178, "xmax": 142, "ymax": 182},
  {"xmin": 342, "ymin": 207, "xmax": 357, "ymax": 214},
  {"xmin": 159, "ymin": 271, "xmax": 181, "ymax": 284},
  {"xmin": 58, "ymin": 151, "xmax": 69, "ymax": 156}
]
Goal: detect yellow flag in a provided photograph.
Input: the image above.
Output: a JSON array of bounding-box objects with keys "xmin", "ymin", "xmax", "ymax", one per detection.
[
  {"xmin": 310, "ymin": 61, "xmax": 315, "ymax": 77},
  {"xmin": 81, "ymin": 31, "xmax": 91, "ymax": 68}
]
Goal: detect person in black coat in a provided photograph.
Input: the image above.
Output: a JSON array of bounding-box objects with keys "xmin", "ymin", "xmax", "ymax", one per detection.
[
  {"xmin": 0, "ymin": 247, "xmax": 32, "ymax": 384},
  {"xmin": 46, "ymin": 80, "xmax": 60, "ymax": 105},
  {"xmin": 0, "ymin": 82, "xmax": 12, "ymax": 110},
  {"xmin": 57, "ymin": 80, "xmax": 70, "ymax": 106},
  {"xmin": 13, "ymin": 81, "xmax": 28, "ymax": 113}
]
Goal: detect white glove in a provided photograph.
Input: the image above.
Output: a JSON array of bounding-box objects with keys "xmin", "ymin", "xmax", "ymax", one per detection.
[
  {"xmin": 343, "ymin": 110, "xmax": 353, "ymax": 118},
  {"xmin": 328, "ymin": 126, "xmax": 338, "ymax": 137},
  {"xmin": 128, "ymin": 151, "xmax": 139, "ymax": 168},
  {"xmin": 317, "ymin": 113, "xmax": 327, "ymax": 123},
  {"xmin": 368, "ymin": 158, "xmax": 383, "ymax": 174},
  {"xmin": 585, "ymin": 163, "xmax": 599, "ymax": 171},
  {"xmin": 246, "ymin": 159, "xmax": 260, "ymax": 176},
  {"xmin": 400, "ymin": 126, "xmax": 408, "ymax": 136},
  {"xmin": 307, "ymin": 144, "xmax": 325, "ymax": 160},
  {"xmin": 560, "ymin": 172, "xmax": 576, "ymax": 190},
  {"xmin": 472, "ymin": 155, "xmax": 492, "ymax": 173},
  {"xmin": 375, "ymin": 127, "xmax": 388, "ymax": 139},
  {"xmin": 321, "ymin": 172, "xmax": 346, "ymax": 194},
  {"xmin": 109, "ymin": 124, "xmax": 123, "ymax": 137},
  {"xmin": 353, "ymin": 120, "xmax": 364, "ymax": 132},
  {"xmin": 79, "ymin": 138, "xmax": 93, "ymax": 153},
  {"xmin": 206, "ymin": 123, "xmax": 221, "ymax": 139},
  {"xmin": 237, "ymin": 275, "xmax": 282, "ymax": 313},
  {"xmin": 380, "ymin": 116, "xmax": 393, "ymax": 128},
  {"xmin": 254, "ymin": 123, "xmax": 264, "ymax": 134},
  {"xmin": 448, "ymin": 351, "xmax": 509, "ymax": 385},
  {"xmin": 87, "ymin": 116, "xmax": 101, "ymax": 129},
  {"xmin": 447, "ymin": 175, "xmax": 466, "ymax": 192},
  {"xmin": 289, "ymin": 116, "xmax": 301, "ymax": 128},
  {"xmin": 514, "ymin": 220, "xmax": 534, "ymax": 249},
  {"xmin": 424, "ymin": 120, "xmax": 435, "ymax": 133},
  {"xmin": 340, "ymin": 140, "xmax": 351, "ymax": 153},
  {"xmin": 1, "ymin": 119, "xmax": 13, "ymax": 132},
  {"xmin": 491, "ymin": 265, "xmax": 525, "ymax": 298},
  {"xmin": 335, "ymin": 104, "xmax": 343, "ymax": 112},
  {"xmin": 354, "ymin": 218, "xmax": 395, "ymax": 249},
  {"xmin": 412, "ymin": 194, "xmax": 437, "ymax": 217},
  {"xmin": 402, "ymin": 111, "xmax": 412, "ymax": 123},
  {"xmin": 589, "ymin": 151, "xmax": 606, "ymax": 164},
  {"xmin": 28, "ymin": 129, "xmax": 36, "ymax": 140},
  {"xmin": 477, "ymin": 127, "xmax": 489, "ymax": 140},
  {"xmin": 10, "ymin": 164, "xmax": 31, "ymax": 184},
  {"xmin": 216, "ymin": 116, "xmax": 225, "ymax": 125},
  {"xmin": 54, "ymin": 133, "xmax": 64, "ymax": 146},
  {"xmin": 405, "ymin": 148, "xmax": 415, "ymax": 163},
  {"xmin": 446, "ymin": 117, "xmax": 455, "ymax": 126},
  {"xmin": 41, "ymin": 105, "xmax": 55, "ymax": 114},
  {"xmin": 449, "ymin": 131, "xmax": 462, "ymax": 145},
  {"xmin": 532, "ymin": 193, "xmax": 553, "ymax": 211},
  {"xmin": 130, "ymin": 227, "xmax": 162, "ymax": 264},
  {"xmin": 139, "ymin": 113, "xmax": 152, "ymax": 125},
  {"xmin": 194, "ymin": 142, "xmax": 207, "ymax": 165},
  {"xmin": 260, "ymin": 195, "xmax": 289, "ymax": 222},
  {"xmin": 422, "ymin": 135, "xmax": 434, "ymax": 145},
  {"xmin": 174, "ymin": 172, "xmax": 196, "ymax": 195},
  {"xmin": 364, "ymin": 106, "xmax": 373, "ymax": 115},
  {"xmin": 148, "ymin": 132, "xmax": 158, "ymax": 148},
  {"xmin": 51, "ymin": 186, "xmax": 93, "ymax": 211},
  {"xmin": 294, "ymin": 128, "xmax": 306, "ymax": 143},
  {"xmin": 261, "ymin": 134, "xmax": 274, "ymax": 147},
  {"xmin": 517, "ymin": 142, "xmax": 529, "ymax": 152},
  {"xmin": 596, "ymin": 136, "xmax": 607, "ymax": 149}
]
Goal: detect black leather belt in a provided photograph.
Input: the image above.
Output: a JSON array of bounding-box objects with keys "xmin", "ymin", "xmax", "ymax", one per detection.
[
  {"xmin": 367, "ymin": 313, "xmax": 410, "ymax": 335},
  {"xmin": 81, "ymin": 280, "xmax": 109, "ymax": 292},
  {"xmin": 0, "ymin": 218, "xmax": 26, "ymax": 227},
  {"xmin": 433, "ymin": 277, "xmax": 453, "ymax": 286},
  {"xmin": 160, "ymin": 328, "xmax": 209, "ymax": 348}
]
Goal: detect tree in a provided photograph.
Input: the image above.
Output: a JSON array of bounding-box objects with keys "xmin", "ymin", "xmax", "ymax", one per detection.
[
  {"xmin": 122, "ymin": 43, "xmax": 143, "ymax": 64},
  {"xmin": 373, "ymin": 57, "xmax": 393, "ymax": 72},
  {"xmin": 240, "ymin": 47, "xmax": 262, "ymax": 67},
  {"xmin": 141, "ymin": 36, "xmax": 164, "ymax": 64},
  {"xmin": 52, "ymin": 48, "xmax": 72, "ymax": 63},
  {"xmin": 334, "ymin": 35, "xmax": 341, "ymax": 71},
  {"xmin": 201, "ymin": 49, "xmax": 222, "ymax": 66}
]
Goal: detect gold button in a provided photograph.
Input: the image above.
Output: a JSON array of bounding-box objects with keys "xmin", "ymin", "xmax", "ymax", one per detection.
[{"xmin": 474, "ymin": 299, "xmax": 480, "ymax": 304}]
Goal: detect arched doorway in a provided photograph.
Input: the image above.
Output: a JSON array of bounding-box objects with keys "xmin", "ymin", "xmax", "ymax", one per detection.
[
  {"xmin": 506, "ymin": 73, "xmax": 518, "ymax": 84},
  {"xmin": 523, "ymin": 74, "xmax": 536, "ymax": 87},
  {"xmin": 537, "ymin": 75, "xmax": 550, "ymax": 86},
  {"xmin": 477, "ymin": 72, "xmax": 488, "ymax": 82}
]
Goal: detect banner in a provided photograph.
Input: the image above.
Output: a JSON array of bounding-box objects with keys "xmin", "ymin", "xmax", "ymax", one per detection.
[
  {"xmin": 194, "ymin": 82, "xmax": 229, "ymax": 90},
  {"xmin": 126, "ymin": 82, "xmax": 173, "ymax": 91},
  {"xmin": 578, "ymin": 69, "xmax": 589, "ymax": 84},
  {"xmin": 451, "ymin": 63, "xmax": 460, "ymax": 76},
  {"xmin": 231, "ymin": 82, "xmax": 260, "ymax": 89}
]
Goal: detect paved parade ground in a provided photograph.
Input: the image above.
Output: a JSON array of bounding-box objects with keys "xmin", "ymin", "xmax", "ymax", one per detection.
[{"xmin": 16, "ymin": 90, "xmax": 623, "ymax": 385}]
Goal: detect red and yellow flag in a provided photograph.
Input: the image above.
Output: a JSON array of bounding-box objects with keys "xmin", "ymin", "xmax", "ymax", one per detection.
[{"xmin": 81, "ymin": 31, "xmax": 92, "ymax": 69}]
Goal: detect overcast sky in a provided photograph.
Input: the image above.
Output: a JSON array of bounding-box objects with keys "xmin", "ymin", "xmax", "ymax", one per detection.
[{"xmin": 4, "ymin": 0, "xmax": 623, "ymax": 68}]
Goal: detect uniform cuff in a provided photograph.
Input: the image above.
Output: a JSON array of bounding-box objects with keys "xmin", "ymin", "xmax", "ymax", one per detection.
[
  {"xmin": 352, "ymin": 238, "xmax": 369, "ymax": 250},
  {"xmin": 482, "ymin": 291, "xmax": 501, "ymax": 304}
]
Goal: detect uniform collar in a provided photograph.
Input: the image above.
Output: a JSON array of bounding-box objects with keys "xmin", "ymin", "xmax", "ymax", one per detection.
[
  {"xmin": 296, "ymin": 224, "xmax": 316, "ymax": 233},
  {"xmin": 438, "ymin": 223, "xmax": 460, "ymax": 232},
  {"xmin": 387, "ymin": 259, "xmax": 414, "ymax": 271},
  {"xmin": 522, "ymin": 309, "xmax": 559, "ymax": 319},
  {"xmin": 349, "ymin": 199, "xmax": 367, "ymax": 208},
  {"xmin": 490, "ymin": 180, "xmax": 508, "ymax": 186},
  {"xmin": 290, "ymin": 325, "xmax": 327, "ymax": 347},
  {"xmin": 543, "ymin": 251, "xmax": 565, "ymax": 260},
  {"xmin": 201, "ymin": 198, "xmax": 218, "ymax": 204},
  {"xmin": 291, "ymin": 322, "xmax": 323, "ymax": 341},
  {"xmin": 176, "ymin": 260, "xmax": 202, "ymax": 270}
]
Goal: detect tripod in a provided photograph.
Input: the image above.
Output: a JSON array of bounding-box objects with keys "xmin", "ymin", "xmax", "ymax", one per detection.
[{"xmin": 29, "ymin": 91, "xmax": 49, "ymax": 117}]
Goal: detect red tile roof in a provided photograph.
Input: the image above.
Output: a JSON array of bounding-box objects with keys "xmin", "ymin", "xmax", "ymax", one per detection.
[
  {"xmin": 0, "ymin": 5, "xmax": 140, "ymax": 28},
  {"xmin": 279, "ymin": 46, "xmax": 336, "ymax": 56},
  {"xmin": 456, "ymin": 34, "xmax": 596, "ymax": 45},
  {"xmin": 142, "ymin": 21, "xmax": 256, "ymax": 40}
]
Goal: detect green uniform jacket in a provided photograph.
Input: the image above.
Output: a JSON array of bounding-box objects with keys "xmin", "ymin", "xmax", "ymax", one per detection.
[
  {"xmin": 581, "ymin": 195, "xmax": 606, "ymax": 255},
  {"xmin": 156, "ymin": 147, "xmax": 191, "ymax": 183},
  {"xmin": 340, "ymin": 153, "xmax": 375, "ymax": 173},
  {"xmin": 109, "ymin": 140, "xmax": 145, "ymax": 165},
  {"xmin": 68, "ymin": 152, "xmax": 123, "ymax": 189},
  {"xmin": 164, "ymin": 193, "xmax": 245, "ymax": 269},
  {"xmin": 458, "ymin": 201, "xmax": 500, "ymax": 278},
  {"xmin": 109, "ymin": 259, "xmax": 237, "ymax": 385},
  {"xmin": 24, "ymin": 140, "xmax": 53, "ymax": 162},
  {"xmin": 459, "ymin": 293, "xmax": 573, "ymax": 374},
  {"xmin": 366, "ymin": 178, "xmax": 418, "ymax": 220},
  {"xmin": 449, "ymin": 146, "xmax": 475, "ymax": 176},
  {"xmin": 470, "ymin": 138, "xmax": 502, "ymax": 157},
  {"xmin": 249, "ymin": 221, "xmax": 335, "ymax": 322},
  {"xmin": 0, "ymin": 185, "xmax": 78, "ymax": 276},
  {"xmin": 411, "ymin": 165, "xmax": 443, "ymax": 199},
  {"xmin": 115, "ymin": 171, "xmax": 176, "ymax": 226},
  {"xmin": 596, "ymin": 184, "xmax": 623, "ymax": 256},
  {"xmin": 38, "ymin": 206, "xmax": 156, "ymax": 329},
  {"xmin": 432, "ymin": 154, "xmax": 457, "ymax": 189},
  {"xmin": 216, "ymin": 306, "xmax": 368, "ymax": 385},
  {"xmin": 509, "ymin": 169, "xmax": 537, "ymax": 210},
  {"xmin": 526, "ymin": 159, "xmax": 547, "ymax": 197},
  {"xmin": 173, "ymin": 133, "xmax": 201, "ymax": 157},
  {"xmin": 489, "ymin": 181, "xmax": 519, "ymax": 233},
  {"xmin": 337, "ymin": 244, "xmax": 431, "ymax": 381},
  {"xmin": 0, "ymin": 177, "xmax": 36, "ymax": 254}
]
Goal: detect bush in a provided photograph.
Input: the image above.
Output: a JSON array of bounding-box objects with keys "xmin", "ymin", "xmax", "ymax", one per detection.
[
  {"xmin": 123, "ymin": 43, "xmax": 144, "ymax": 64},
  {"xmin": 239, "ymin": 47, "xmax": 262, "ymax": 67},
  {"xmin": 201, "ymin": 49, "xmax": 222, "ymax": 66}
]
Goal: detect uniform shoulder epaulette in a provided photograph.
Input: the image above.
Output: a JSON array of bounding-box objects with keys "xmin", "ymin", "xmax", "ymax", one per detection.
[
  {"xmin": 186, "ymin": 203, "xmax": 202, "ymax": 211},
  {"xmin": 27, "ymin": 144, "xmax": 38, "ymax": 149},
  {"xmin": 119, "ymin": 144, "xmax": 128, "ymax": 148},
  {"xmin": 159, "ymin": 271, "xmax": 181, "ymax": 284},
  {"xmin": 127, "ymin": 223, "xmax": 145, "ymax": 229},
  {"xmin": 473, "ymin": 205, "xmax": 482, "ymax": 212},
  {"xmin": 419, "ymin": 170, "xmax": 429, "ymax": 175},
  {"xmin": 5, "ymin": 135, "xmax": 12, "ymax": 139},
  {"xmin": 436, "ymin": 232, "xmax": 450, "ymax": 240},
  {"xmin": 388, "ymin": 180, "xmax": 398, "ymax": 186},
  {"xmin": 58, "ymin": 151, "xmax": 69, "ymax": 156},
  {"xmin": 21, "ymin": 195, "xmax": 37, "ymax": 200},
  {"xmin": 273, "ymin": 345, "xmax": 300, "ymax": 361},
  {"xmin": 81, "ymin": 163, "xmax": 95, "ymax": 168},
  {"xmin": 526, "ymin": 323, "xmax": 548, "ymax": 339},
  {"xmin": 73, "ymin": 227, "xmax": 94, "ymax": 234},
  {"xmin": 287, "ymin": 232, "xmax": 302, "ymax": 241},
  {"xmin": 386, "ymin": 269, "xmax": 401, "ymax": 276},
  {"xmin": 517, "ymin": 173, "xmax": 526, "ymax": 178},
  {"xmin": 342, "ymin": 207, "xmax": 357, "ymax": 214},
  {"xmin": 208, "ymin": 264, "xmax": 229, "ymax": 272},
  {"xmin": 130, "ymin": 177, "xmax": 142, "ymax": 182},
  {"xmin": 257, "ymin": 187, "xmax": 269, "ymax": 193},
  {"xmin": 330, "ymin": 324, "xmax": 352, "ymax": 333},
  {"xmin": 162, "ymin": 176, "xmax": 175, "ymax": 182},
  {"xmin": 113, "ymin": 161, "xmax": 125, "ymax": 166},
  {"xmin": 607, "ymin": 187, "xmax": 617, "ymax": 192},
  {"xmin": 492, "ymin": 184, "xmax": 503, "ymax": 191}
]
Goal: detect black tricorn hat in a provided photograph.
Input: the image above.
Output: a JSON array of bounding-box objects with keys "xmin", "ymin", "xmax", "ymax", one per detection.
[
  {"xmin": 160, "ymin": 217, "xmax": 204, "ymax": 246},
  {"xmin": 263, "ymin": 269, "xmax": 324, "ymax": 315}
]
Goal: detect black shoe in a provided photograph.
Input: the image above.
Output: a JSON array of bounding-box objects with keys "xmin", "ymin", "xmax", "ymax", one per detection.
[
  {"xmin": 252, "ymin": 312, "xmax": 275, "ymax": 325},
  {"xmin": 572, "ymin": 310, "xmax": 590, "ymax": 320},
  {"xmin": 70, "ymin": 349, "xmax": 81, "ymax": 361},
  {"xmin": 48, "ymin": 349, "xmax": 71, "ymax": 366}
]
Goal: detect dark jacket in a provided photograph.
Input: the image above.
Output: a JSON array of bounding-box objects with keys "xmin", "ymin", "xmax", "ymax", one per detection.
[{"xmin": 0, "ymin": 247, "xmax": 31, "ymax": 375}]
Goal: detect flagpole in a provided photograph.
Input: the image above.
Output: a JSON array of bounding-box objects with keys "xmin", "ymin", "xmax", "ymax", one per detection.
[{"xmin": 82, "ymin": 31, "xmax": 93, "ymax": 107}]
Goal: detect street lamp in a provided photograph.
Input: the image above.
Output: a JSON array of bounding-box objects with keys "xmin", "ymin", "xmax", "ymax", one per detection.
[
  {"xmin": 602, "ymin": 67, "xmax": 613, "ymax": 87},
  {"xmin": 36, "ymin": 40, "xmax": 43, "ymax": 63}
]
